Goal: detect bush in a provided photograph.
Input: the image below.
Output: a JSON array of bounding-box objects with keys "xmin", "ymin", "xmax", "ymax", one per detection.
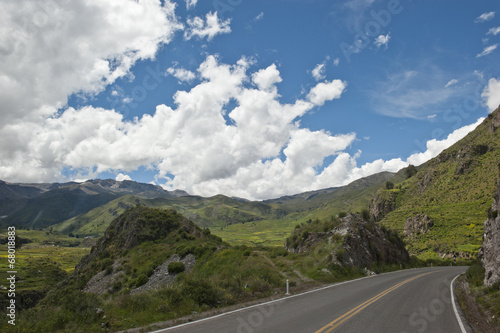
[
  {"xmin": 361, "ymin": 209, "xmax": 371, "ymax": 221},
  {"xmin": 182, "ymin": 278, "xmax": 220, "ymax": 307},
  {"xmin": 466, "ymin": 261, "xmax": 485, "ymax": 287},
  {"xmin": 135, "ymin": 274, "xmax": 149, "ymax": 288},
  {"xmin": 168, "ymin": 262, "xmax": 186, "ymax": 274}
]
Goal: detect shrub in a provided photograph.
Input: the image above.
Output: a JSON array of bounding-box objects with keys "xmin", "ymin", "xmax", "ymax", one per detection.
[
  {"xmin": 135, "ymin": 274, "xmax": 149, "ymax": 288},
  {"xmin": 182, "ymin": 278, "xmax": 220, "ymax": 307},
  {"xmin": 466, "ymin": 261, "xmax": 485, "ymax": 287},
  {"xmin": 167, "ymin": 262, "xmax": 186, "ymax": 274},
  {"xmin": 361, "ymin": 209, "xmax": 371, "ymax": 220}
]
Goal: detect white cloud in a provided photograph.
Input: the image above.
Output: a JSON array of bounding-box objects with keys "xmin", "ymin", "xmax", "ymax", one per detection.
[
  {"xmin": 477, "ymin": 44, "xmax": 498, "ymax": 58},
  {"xmin": 0, "ymin": 53, "xmax": 352, "ymax": 199},
  {"xmin": 374, "ymin": 33, "xmax": 391, "ymax": 49},
  {"xmin": 252, "ymin": 64, "xmax": 282, "ymax": 91},
  {"xmin": 307, "ymin": 80, "xmax": 347, "ymax": 106},
  {"xmin": 185, "ymin": 0, "xmax": 198, "ymax": 9},
  {"xmin": 184, "ymin": 12, "xmax": 231, "ymax": 41},
  {"xmin": 488, "ymin": 27, "xmax": 500, "ymax": 35},
  {"xmin": 406, "ymin": 117, "xmax": 484, "ymax": 166},
  {"xmin": 116, "ymin": 173, "xmax": 132, "ymax": 181},
  {"xmin": 311, "ymin": 63, "xmax": 326, "ymax": 81},
  {"xmin": 0, "ymin": 0, "xmax": 182, "ymax": 125},
  {"xmin": 255, "ymin": 12, "xmax": 264, "ymax": 21},
  {"xmin": 475, "ymin": 11, "xmax": 495, "ymax": 23},
  {"xmin": 482, "ymin": 77, "xmax": 500, "ymax": 112},
  {"xmin": 333, "ymin": 58, "xmax": 340, "ymax": 66},
  {"xmin": 166, "ymin": 67, "xmax": 196, "ymax": 83},
  {"xmin": 445, "ymin": 79, "xmax": 458, "ymax": 88}
]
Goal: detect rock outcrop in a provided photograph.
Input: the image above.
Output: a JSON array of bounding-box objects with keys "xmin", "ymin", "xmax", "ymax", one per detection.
[
  {"xmin": 478, "ymin": 173, "xmax": 500, "ymax": 287},
  {"xmin": 72, "ymin": 207, "xmax": 223, "ymax": 295},
  {"xmin": 286, "ymin": 214, "xmax": 409, "ymax": 268},
  {"xmin": 404, "ymin": 214, "xmax": 433, "ymax": 239},
  {"xmin": 369, "ymin": 190, "xmax": 398, "ymax": 221}
]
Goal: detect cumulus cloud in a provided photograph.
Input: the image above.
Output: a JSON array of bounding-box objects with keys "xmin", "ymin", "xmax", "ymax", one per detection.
[
  {"xmin": 482, "ymin": 77, "xmax": 500, "ymax": 111},
  {"xmin": 184, "ymin": 11, "xmax": 231, "ymax": 41},
  {"xmin": 475, "ymin": 11, "xmax": 495, "ymax": 23},
  {"xmin": 252, "ymin": 63, "xmax": 282, "ymax": 91},
  {"xmin": 477, "ymin": 44, "xmax": 498, "ymax": 58},
  {"xmin": 311, "ymin": 63, "xmax": 326, "ymax": 81},
  {"xmin": 307, "ymin": 80, "xmax": 347, "ymax": 106},
  {"xmin": 406, "ymin": 117, "xmax": 484, "ymax": 165},
  {"xmin": 166, "ymin": 67, "xmax": 196, "ymax": 83},
  {"xmin": 116, "ymin": 173, "xmax": 132, "ymax": 181},
  {"xmin": 0, "ymin": 52, "xmax": 352, "ymax": 199},
  {"xmin": 0, "ymin": 0, "xmax": 182, "ymax": 125},
  {"xmin": 374, "ymin": 33, "xmax": 390, "ymax": 48}
]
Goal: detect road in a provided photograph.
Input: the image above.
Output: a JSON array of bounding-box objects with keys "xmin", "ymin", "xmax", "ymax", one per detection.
[{"xmin": 153, "ymin": 266, "xmax": 468, "ymax": 333}]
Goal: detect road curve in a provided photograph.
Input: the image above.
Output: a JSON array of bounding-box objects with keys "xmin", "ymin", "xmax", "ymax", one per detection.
[{"xmin": 153, "ymin": 266, "xmax": 468, "ymax": 333}]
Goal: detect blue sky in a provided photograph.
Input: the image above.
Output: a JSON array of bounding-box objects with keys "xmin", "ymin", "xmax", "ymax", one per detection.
[{"xmin": 1, "ymin": 0, "xmax": 499, "ymax": 200}]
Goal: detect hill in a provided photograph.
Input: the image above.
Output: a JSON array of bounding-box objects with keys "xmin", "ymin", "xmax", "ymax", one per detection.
[{"xmin": 373, "ymin": 106, "xmax": 500, "ymax": 259}]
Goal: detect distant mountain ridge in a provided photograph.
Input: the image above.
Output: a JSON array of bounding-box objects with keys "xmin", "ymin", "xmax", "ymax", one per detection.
[
  {"xmin": 0, "ymin": 179, "xmax": 188, "ymax": 228},
  {"xmin": 0, "ymin": 171, "xmax": 394, "ymax": 241}
]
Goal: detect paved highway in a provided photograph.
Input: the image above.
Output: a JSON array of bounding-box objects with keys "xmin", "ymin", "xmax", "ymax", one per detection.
[{"xmin": 154, "ymin": 266, "xmax": 468, "ymax": 333}]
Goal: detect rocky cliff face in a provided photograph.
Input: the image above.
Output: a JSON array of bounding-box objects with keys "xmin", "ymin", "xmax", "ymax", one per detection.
[
  {"xmin": 479, "ymin": 172, "xmax": 500, "ymax": 286},
  {"xmin": 404, "ymin": 214, "xmax": 433, "ymax": 239},
  {"xmin": 370, "ymin": 190, "xmax": 398, "ymax": 221},
  {"xmin": 286, "ymin": 214, "xmax": 409, "ymax": 268}
]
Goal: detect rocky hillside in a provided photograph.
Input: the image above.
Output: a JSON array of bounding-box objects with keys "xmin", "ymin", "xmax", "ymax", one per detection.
[
  {"xmin": 371, "ymin": 107, "xmax": 500, "ymax": 259},
  {"xmin": 478, "ymin": 170, "xmax": 500, "ymax": 287},
  {"xmin": 71, "ymin": 206, "xmax": 224, "ymax": 295},
  {"xmin": 285, "ymin": 214, "xmax": 409, "ymax": 268}
]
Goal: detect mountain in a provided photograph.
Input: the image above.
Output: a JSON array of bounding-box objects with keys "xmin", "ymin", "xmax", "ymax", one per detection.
[
  {"xmin": 52, "ymin": 193, "xmax": 283, "ymax": 236},
  {"xmin": 48, "ymin": 172, "xmax": 395, "ymax": 240},
  {"xmin": 0, "ymin": 179, "xmax": 187, "ymax": 229},
  {"xmin": 372, "ymin": 106, "xmax": 500, "ymax": 259}
]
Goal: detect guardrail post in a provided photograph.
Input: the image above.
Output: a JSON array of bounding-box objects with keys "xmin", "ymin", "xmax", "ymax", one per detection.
[{"xmin": 286, "ymin": 279, "xmax": 290, "ymax": 295}]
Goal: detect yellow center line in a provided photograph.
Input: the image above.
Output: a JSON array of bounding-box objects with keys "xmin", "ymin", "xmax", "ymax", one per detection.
[{"xmin": 315, "ymin": 272, "xmax": 434, "ymax": 333}]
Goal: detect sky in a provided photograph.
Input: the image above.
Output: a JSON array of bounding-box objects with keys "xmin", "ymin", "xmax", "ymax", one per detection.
[{"xmin": 1, "ymin": 0, "xmax": 500, "ymax": 200}]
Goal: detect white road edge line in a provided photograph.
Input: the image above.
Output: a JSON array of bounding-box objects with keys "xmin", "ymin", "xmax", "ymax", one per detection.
[
  {"xmin": 151, "ymin": 267, "xmax": 432, "ymax": 332},
  {"xmin": 151, "ymin": 274, "xmax": 377, "ymax": 332},
  {"xmin": 451, "ymin": 274, "xmax": 467, "ymax": 333}
]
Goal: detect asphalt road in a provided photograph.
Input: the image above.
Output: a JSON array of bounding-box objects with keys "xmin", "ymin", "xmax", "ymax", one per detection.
[{"xmin": 154, "ymin": 266, "xmax": 468, "ymax": 333}]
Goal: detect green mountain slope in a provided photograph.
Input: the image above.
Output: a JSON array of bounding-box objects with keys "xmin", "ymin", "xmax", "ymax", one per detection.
[
  {"xmin": 375, "ymin": 107, "xmax": 500, "ymax": 259},
  {"xmin": 52, "ymin": 172, "xmax": 394, "ymax": 245}
]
